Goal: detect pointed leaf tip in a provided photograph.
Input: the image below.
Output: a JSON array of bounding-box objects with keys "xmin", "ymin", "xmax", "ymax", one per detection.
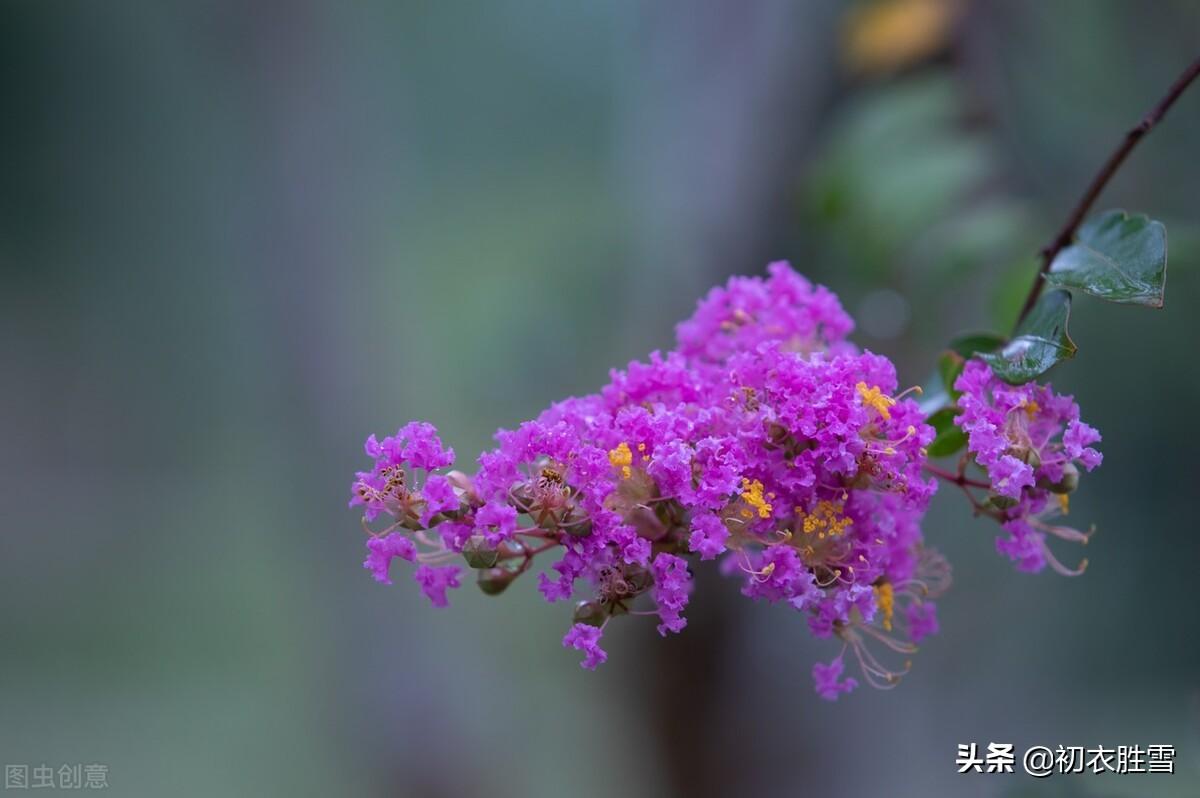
[
  {"xmin": 979, "ymin": 289, "xmax": 1076, "ymax": 384},
  {"xmin": 1045, "ymin": 209, "xmax": 1167, "ymax": 307}
]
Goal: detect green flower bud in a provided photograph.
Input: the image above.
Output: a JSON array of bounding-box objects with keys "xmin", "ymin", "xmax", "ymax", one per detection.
[
  {"xmin": 1039, "ymin": 462, "xmax": 1079, "ymax": 495},
  {"xmin": 622, "ymin": 563, "xmax": 652, "ymax": 593},
  {"xmin": 463, "ymin": 535, "xmax": 500, "ymax": 569},
  {"xmin": 987, "ymin": 492, "xmax": 1019, "ymax": 511},
  {"xmin": 562, "ymin": 519, "xmax": 593, "ymax": 538},
  {"xmin": 477, "ymin": 566, "xmax": 517, "ymax": 595},
  {"xmin": 1020, "ymin": 447, "xmax": 1042, "ymax": 469},
  {"xmin": 572, "ymin": 600, "xmax": 607, "ymax": 627}
]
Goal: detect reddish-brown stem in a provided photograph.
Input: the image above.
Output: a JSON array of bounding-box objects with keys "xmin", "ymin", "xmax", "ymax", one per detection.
[
  {"xmin": 923, "ymin": 463, "xmax": 989, "ymax": 489},
  {"xmin": 925, "ymin": 464, "xmax": 1005, "ymax": 520},
  {"xmin": 1015, "ymin": 55, "xmax": 1200, "ymax": 326},
  {"xmin": 497, "ymin": 539, "xmax": 559, "ymax": 564},
  {"xmin": 514, "ymin": 527, "xmax": 559, "ymax": 541}
]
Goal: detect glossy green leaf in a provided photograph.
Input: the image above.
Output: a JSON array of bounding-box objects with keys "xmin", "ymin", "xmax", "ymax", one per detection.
[
  {"xmin": 1045, "ymin": 210, "xmax": 1167, "ymax": 307},
  {"xmin": 979, "ymin": 289, "xmax": 1076, "ymax": 384},
  {"xmin": 924, "ymin": 407, "xmax": 967, "ymax": 458}
]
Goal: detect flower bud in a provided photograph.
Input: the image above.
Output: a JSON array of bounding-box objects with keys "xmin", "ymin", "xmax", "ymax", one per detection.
[
  {"xmin": 572, "ymin": 600, "xmax": 607, "ymax": 627},
  {"xmin": 764, "ymin": 421, "xmax": 790, "ymax": 448},
  {"xmin": 1039, "ymin": 462, "xmax": 1079, "ymax": 495},
  {"xmin": 627, "ymin": 505, "xmax": 666, "ymax": 541},
  {"xmin": 1020, "ymin": 447, "xmax": 1042, "ymax": 469},
  {"xmin": 622, "ymin": 563, "xmax": 652, "ymax": 593},
  {"xmin": 477, "ymin": 566, "xmax": 518, "ymax": 596},
  {"xmin": 986, "ymin": 492, "xmax": 1019, "ymax": 511},
  {"xmin": 508, "ymin": 485, "xmax": 533, "ymax": 511},
  {"xmin": 463, "ymin": 535, "xmax": 500, "ymax": 569},
  {"xmin": 561, "ymin": 519, "xmax": 593, "ymax": 538},
  {"xmin": 445, "ymin": 470, "xmax": 478, "ymax": 501}
]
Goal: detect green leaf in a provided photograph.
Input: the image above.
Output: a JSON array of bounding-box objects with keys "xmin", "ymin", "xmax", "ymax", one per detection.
[
  {"xmin": 979, "ymin": 289, "xmax": 1076, "ymax": 384},
  {"xmin": 1044, "ymin": 210, "xmax": 1167, "ymax": 307},
  {"xmin": 925, "ymin": 407, "xmax": 967, "ymax": 458},
  {"xmin": 929, "ymin": 333, "xmax": 1004, "ymax": 404},
  {"xmin": 947, "ymin": 331, "xmax": 1006, "ymax": 357},
  {"xmin": 937, "ymin": 351, "xmax": 964, "ymax": 397}
]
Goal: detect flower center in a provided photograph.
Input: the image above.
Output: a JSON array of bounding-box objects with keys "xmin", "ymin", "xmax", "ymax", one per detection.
[
  {"xmin": 739, "ymin": 478, "xmax": 774, "ymax": 519},
  {"xmin": 608, "ymin": 442, "xmax": 633, "ymax": 479},
  {"xmin": 856, "ymin": 381, "xmax": 896, "ymax": 420}
]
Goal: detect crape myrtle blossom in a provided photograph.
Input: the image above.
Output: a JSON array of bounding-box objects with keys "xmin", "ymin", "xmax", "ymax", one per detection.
[
  {"xmin": 349, "ymin": 262, "xmax": 953, "ymax": 698},
  {"xmin": 952, "ymin": 360, "xmax": 1102, "ymax": 576}
]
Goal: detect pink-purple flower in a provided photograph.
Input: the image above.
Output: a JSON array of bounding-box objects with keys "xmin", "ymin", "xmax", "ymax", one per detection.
[
  {"xmin": 349, "ymin": 262, "xmax": 954, "ymax": 698},
  {"xmin": 813, "ymin": 655, "xmax": 858, "ymax": 701},
  {"xmin": 953, "ymin": 359, "xmax": 1102, "ymax": 575},
  {"xmin": 563, "ymin": 623, "xmax": 607, "ymax": 670},
  {"xmin": 650, "ymin": 553, "xmax": 692, "ymax": 636}
]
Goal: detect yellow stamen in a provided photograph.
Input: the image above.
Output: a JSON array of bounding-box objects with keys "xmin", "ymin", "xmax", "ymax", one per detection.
[
  {"xmin": 856, "ymin": 382, "xmax": 895, "ymax": 420},
  {"xmin": 874, "ymin": 582, "xmax": 895, "ymax": 631},
  {"xmin": 799, "ymin": 500, "xmax": 853, "ymax": 538},
  {"xmin": 608, "ymin": 442, "xmax": 633, "ymax": 480},
  {"xmin": 739, "ymin": 559, "xmax": 777, "ymax": 581},
  {"xmin": 1057, "ymin": 493, "xmax": 1070, "ymax": 515},
  {"xmin": 740, "ymin": 478, "xmax": 773, "ymax": 519},
  {"xmin": 1024, "ymin": 400, "xmax": 1040, "ymax": 418}
]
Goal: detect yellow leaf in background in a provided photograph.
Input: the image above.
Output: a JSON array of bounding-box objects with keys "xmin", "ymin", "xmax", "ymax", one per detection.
[{"xmin": 843, "ymin": 0, "xmax": 962, "ymax": 75}]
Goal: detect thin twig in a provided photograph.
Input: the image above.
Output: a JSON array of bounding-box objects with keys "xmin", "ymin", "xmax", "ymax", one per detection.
[
  {"xmin": 1015, "ymin": 55, "xmax": 1200, "ymax": 326},
  {"xmin": 923, "ymin": 463, "xmax": 1002, "ymax": 519},
  {"xmin": 923, "ymin": 463, "xmax": 989, "ymax": 489}
]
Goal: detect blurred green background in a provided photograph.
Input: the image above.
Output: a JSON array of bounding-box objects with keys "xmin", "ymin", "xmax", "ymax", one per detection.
[{"xmin": 1, "ymin": 1, "xmax": 1198, "ymax": 796}]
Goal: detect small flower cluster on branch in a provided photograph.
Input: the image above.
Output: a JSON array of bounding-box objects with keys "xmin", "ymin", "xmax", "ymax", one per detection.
[
  {"xmin": 952, "ymin": 360, "xmax": 1102, "ymax": 575},
  {"xmin": 341, "ymin": 54, "xmax": 1200, "ymax": 703},
  {"xmin": 350, "ymin": 263, "xmax": 953, "ymax": 698}
]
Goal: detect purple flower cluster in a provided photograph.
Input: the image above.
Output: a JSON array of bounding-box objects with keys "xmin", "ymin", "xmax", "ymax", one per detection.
[
  {"xmin": 953, "ymin": 360, "xmax": 1102, "ymax": 575},
  {"xmin": 350, "ymin": 262, "xmax": 951, "ymax": 698}
]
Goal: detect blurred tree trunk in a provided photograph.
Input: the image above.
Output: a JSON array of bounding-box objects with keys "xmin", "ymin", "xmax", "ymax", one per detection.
[{"xmin": 617, "ymin": 3, "xmax": 841, "ymax": 796}]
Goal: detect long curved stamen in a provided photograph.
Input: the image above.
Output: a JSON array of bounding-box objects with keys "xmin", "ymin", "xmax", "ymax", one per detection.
[
  {"xmin": 361, "ymin": 516, "xmax": 402, "ymax": 538},
  {"xmin": 1030, "ymin": 518, "xmax": 1094, "ymax": 544},
  {"xmin": 1038, "ymin": 539, "xmax": 1088, "ymax": 577},
  {"xmin": 858, "ymin": 639, "xmax": 910, "ymax": 678},
  {"xmin": 865, "ymin": 425, "xmax": 919, "ymax": 456},
  {"xmin": 764, "ymin": 529, "xmax": 793, "ymax": 547},
  {"xmin": 736, "ymin": 549, "xmax": 777, "ymax": 582},
  {"xmin": 846, "ymin": 634, "xmax": 909, "ymax": 690},
  {"xmin": 414, "ymin": 529, "xmax": 441, "ymax": 547},
  {"xmin": 895, "ymin": 581, "xmax": 930, "ymax": 600},
  {"xmin": 915, "ymin": 547, "xmax": 954, "ymax": 597},
  {"xmin": 416, "ymin": 550, "xmax": 459, "ymax": 565},
  {"xmin": 859, "ymin": 623, "xmax": 919, "ymax": 655},
  {"xmin": 814, "ymin": 567, "xmax": 844, "ymax": 588}
]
